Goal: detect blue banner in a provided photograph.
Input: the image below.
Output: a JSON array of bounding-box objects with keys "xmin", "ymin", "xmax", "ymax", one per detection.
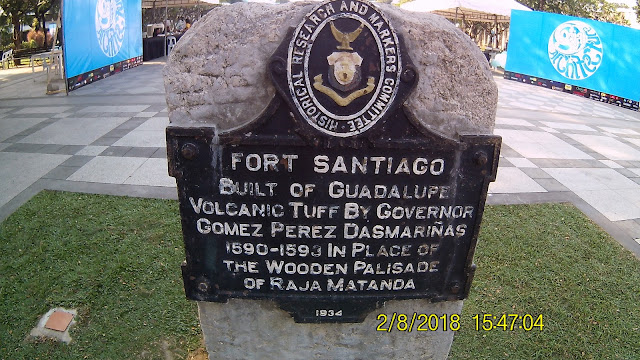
[
  {"xmin": 63, "ymin": 0, "xmax": 142, "ymax": 79},
  {"xmin": 506, "ymin": 10, "xmax": 640, "ymax": 101}
]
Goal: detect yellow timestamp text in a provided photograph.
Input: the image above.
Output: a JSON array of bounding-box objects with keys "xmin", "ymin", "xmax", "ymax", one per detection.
[
  {"xmin": 375, "ymin": 313, "xmax": 544, "ymax": 332},
  {"xmin": 472, "ymin": 313, "xmax": 544, "ymax": 331},
  {"xmin": 376, "ymin": 313, "xmax": 461, "ymax": 332}
]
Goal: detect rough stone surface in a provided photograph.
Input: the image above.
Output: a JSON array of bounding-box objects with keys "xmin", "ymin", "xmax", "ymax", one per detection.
[
  {"xmin": 199, "ymin": 299, "xmax": 463, "ymax": 359},
  {"xmin": 166, "ymin": 2, "xmax": 496, "ymax": 358},
  {"xmin": 164, "ymin": 2, "xmax": 313, "ymax": 132},
  {"xmin": 163, "ymin": 2, "xmax": 497, "ymax": 137},
  {"xmin": 382, "ymin": 5, "xmax": 498, "ymax": 137}
]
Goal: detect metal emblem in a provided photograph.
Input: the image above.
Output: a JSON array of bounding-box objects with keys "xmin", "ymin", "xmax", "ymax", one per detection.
[{"xmin": 284, "ymin": 0, "xmax": 405, "ymax": 138}]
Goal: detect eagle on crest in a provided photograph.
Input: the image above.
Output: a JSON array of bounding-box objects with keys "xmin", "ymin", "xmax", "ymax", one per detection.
[{"xmin": 330, "ymin": 22, "xmax": 364, "ymax": 51}]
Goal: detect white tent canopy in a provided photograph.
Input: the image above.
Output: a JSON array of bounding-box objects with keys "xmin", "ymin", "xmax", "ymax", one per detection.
[
  {"xmin": 141, "ymin": 0, "xmax": 220, "ymax": 9},
  {"xmin": 400, "ymin": 0, "xmax": 531, "ymax": 23}
]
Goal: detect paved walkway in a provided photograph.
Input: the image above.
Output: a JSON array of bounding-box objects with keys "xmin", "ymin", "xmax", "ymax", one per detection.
[{"xmin": 1, "ymin": 59, "xmax": 639, "ymax": 258}]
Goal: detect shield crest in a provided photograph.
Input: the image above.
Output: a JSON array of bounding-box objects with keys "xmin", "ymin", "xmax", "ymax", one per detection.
[
  {"xmin": 327, "ymin": 51, "xmax": 363, "ymax": 92},
  {"xmin": 284, "ymin": 0, "xmax": 406, "ymax": 137}
]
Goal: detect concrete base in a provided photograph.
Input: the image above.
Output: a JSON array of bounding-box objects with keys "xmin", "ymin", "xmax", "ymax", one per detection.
[
  {"xmin": 198, "ymin": 299, "xmax": 462, "ymax": 359},
  {"xmin": 28, "ymin": 307, "xmax": 77, "ymax": 344}
]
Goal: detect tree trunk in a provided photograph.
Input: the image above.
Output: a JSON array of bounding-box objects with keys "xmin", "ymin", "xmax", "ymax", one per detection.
[{"xmin": 12, "ymin": 14, "xmax": 21, "ymax": 48}]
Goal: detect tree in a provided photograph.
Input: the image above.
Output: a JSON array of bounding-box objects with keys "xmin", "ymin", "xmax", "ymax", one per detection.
[
  {"xmin": 519, "ymin": 0, "xmax": 630, "ymax": 25},
  {"xmin": 33, "ymin": 0, "xmax": 59, "ymax": 31},
  {"xmin": 0, "ymin": 0, "xmax": 37, "ymax": 47},
  {"xmin": 0, "ymin": 9, "xmax": 12, "ymax": 49},
  {"xmin": 636, "ymin": 0, "xmax": 640, "ymax": 22}
]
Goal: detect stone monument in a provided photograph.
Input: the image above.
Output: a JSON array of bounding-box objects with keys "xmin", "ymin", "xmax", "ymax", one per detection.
[{"xmin": 165, "ymin": 1, "xmax": 499, "ymax": 358}]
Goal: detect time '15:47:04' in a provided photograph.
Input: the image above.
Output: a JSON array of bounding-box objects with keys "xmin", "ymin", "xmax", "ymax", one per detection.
[{"xmin": 472, "ymin": 314, "xmax": 544, "ymax": 331}]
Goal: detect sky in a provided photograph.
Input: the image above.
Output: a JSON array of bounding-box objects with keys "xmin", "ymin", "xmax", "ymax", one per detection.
[{"xmin": 617, "ymin": 0, "xmax": 640, "ymax": 28}]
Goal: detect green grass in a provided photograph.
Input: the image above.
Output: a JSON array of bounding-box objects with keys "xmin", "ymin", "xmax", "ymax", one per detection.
[
  {"xmin": 450, "ymin": 203, "xmax": 640, "ymax": 359},
  {"xmin": 0, "ymin": 191, "xmax": 200, "ymax": 359},
  {"xmin": 0, "ymin": 193, "xmax": 638, "ymax": 359}
]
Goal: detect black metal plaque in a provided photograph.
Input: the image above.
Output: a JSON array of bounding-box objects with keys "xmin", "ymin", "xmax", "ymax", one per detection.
[{"xmin": 167, "ymin": 0, "xmax": 500, "ymax": 323}]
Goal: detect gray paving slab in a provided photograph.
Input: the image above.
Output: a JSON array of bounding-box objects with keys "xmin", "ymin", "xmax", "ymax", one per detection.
[
  {"xmin": 124, "ymin": 158, "xmax": 175, "ymax": 187},
  {"xmin": 0, "ymin": 152, "xmax": 70, "ymax": 206},
  {"xmin": 623, "ymin": 137, "xmax": 640, "ymax": 148},
  {"xmin": 3, "ymin": 143, "xmax": 46, "ymax": 153},
  {"xmin": 0, "ymin": 117, "xmax": 49, "ymax": 142},
  {"xmin": 124, "ymin": 147, "xmax": 158, "ymax": 158},
  {"xmin": 540, "ymin": 121, "xmax": 596, "ymax": 132},
  {"xmin": 544, "ymin": 168, "xmax": 640, "ymax": 192},
  {"xmin": 39, "ymin": 144, "xmax": 65, "ymax": 154},
  {"xmin": 498, "ymin": 157, "xmax": 514, "ymax": 167},
  {"xmin": 505, "ymin": 157, "xmax": 538, "ymax": 168},
  {"xmin": 112, "ymin": 116, "xmax": 169, "ymax": 148},
  {"xmin": 67, "ymin": 156, "xmax": 146, "ymax": 184},
  {"xmin": 497, "ymin": 146, "xmax": 521, "ymax": 158},
  {"xmin": 495, "ymin": 117, "xmax": 536, "ymax": 127},
  {"xmin": 535, "ymin": 178, "xmax": 570, "ymax": 192},
  {"xmin": 567, "ymin": 134, "xmax": 640, "ymax": 161},
  {"xmin": 600, "ymin": 160, "xmax": 623, "ymax": 169},
  {"xmin": 78, "ymin": 105, "xmax": 150, "ymax": 113},
  {"xmin": 112, "ymin": 129, "xmax": 166, "ymax": 147},
  {"xmin": 136, "ymin": 111, "xmax": 158, "ymax": 118},
  {"xmin": 42, "ymin": 166, "xmax": 80, "ymax": 180},
  {"xmin": 573, "ymin": 189, "xmax": 640, "ymax": 222},
  {"xmin": 136, "ymin": 116, "xmax": 169, "ymax": 130},
  {"xmin": 489, "ymin": 167, "xmax": 547, "ymax": 194},
  {"xmin": 99, "ymin": 146, "xmax": 132, "ymax": 157},
  {"xmin": 18, "ymin": 117, "xmax": 130, "ymax": 146},
  {"xmin": 598, "ymin": 126, "xmax": 639, "ymax": 135},
  {"xmin": 151, "ymin": 147, "xmax": 168, "ymax": 159},
  {"xmin": 104, "ymin": 129, "xmax": 134, "ymax": 138},
  {"xmin": 521, "ymin": 168, "xmax": 553, "ymax": 179},
  {"xmin": 56, "ymin": 145, "xmax": 85, "ymax": 155},
  {"xmin": 14, "ymin": 106, "xmax": 73, "ymax": 114},
  {"xmin": 90, "ymin": 137, "xmax": 121, "ymax": 146},
  {"xmin": 495, "ymin": 129, "xmax": 594, "ymax": 160},
  {"xmin": 44, "ymin": 179, "xmax": 177, "ymax": 201},
  {"xmin": 61, "ymin": 155, "xmax": 94, "ymax": 167},
  {"xmin": 75, "ymin": 145, "xmax": 109, "ymax": 156},
  {"xmin": 115, "ymin": 118, "xmax": 149, "ymax": 130}
]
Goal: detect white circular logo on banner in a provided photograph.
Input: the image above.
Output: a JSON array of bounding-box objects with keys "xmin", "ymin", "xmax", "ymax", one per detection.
[
  {"xmin": 95, "ymin": 0, "xmax": 126, "ymax": 58},
  {"xmin": 548, "ymin": 20, "xmax": 603, "ymax": 80}
]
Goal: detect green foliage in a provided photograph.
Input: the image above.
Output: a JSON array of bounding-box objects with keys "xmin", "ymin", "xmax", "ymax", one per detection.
[
  {"xmin": 0, "ymin": 0, "xmax": 41, "ymax": 46},
  {"xmin": 519, "ymin": 0, "xmax": 630, "ymax": 25},
  {"xmin": 636, "ymin": 0, "xmax": 640, "ymax": 22},
  {"xmin": 0, "ymin": 12, "xmax": 11, "ymax": 48},
  {"xmin": 450, "ymin": 203, "xmax": 640, "ymax": 359},
  {"xmin": 20, "ymin": 39, "xmax": 36, "ymax": 49},
  {"xmin": 0, "ymin": 191, "xmax": 201, "ymax": 359}
]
